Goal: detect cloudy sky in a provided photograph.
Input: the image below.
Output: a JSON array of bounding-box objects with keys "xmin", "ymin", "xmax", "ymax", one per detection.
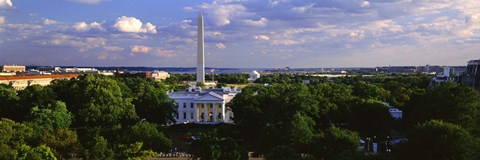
[{"xmin": 0, "ymin": 0, "xmax": 479, "ymax": 67}]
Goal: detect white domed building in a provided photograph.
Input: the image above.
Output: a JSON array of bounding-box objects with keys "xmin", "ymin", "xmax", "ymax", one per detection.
[{"xmin": 248, "ymin": 70, "xmax": 261, "ymax": 82}]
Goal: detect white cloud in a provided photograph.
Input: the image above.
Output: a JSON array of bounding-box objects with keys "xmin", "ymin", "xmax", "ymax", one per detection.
[
  {"xmin": 216, "ymin": 43, "xmax": 226, "ymax": 49},
  {"xmin": 43, "ymin": 19, "xmax": 58, "ymax": 25},
  {"xmin": 67, "ymin": 0, "xmax": 107, "ymax": 4},
  {"xmin": 35, "ymin": 34, "xmax": 117, "ymax": 53},
  {"xmin": 360, "ymin": 20, "xmax": 404, "ymax": 33},
  {"xmin": 292, "ymin": 4, "xmax": 315, "ymax": 14},
  {"xmin": 361, "ymin": 1, "xmax": 370, "ymax": 8},
  {"xmin": 242, "ymin": 17, "xmax": 268, "ymax": 27},
  {"xmin": 73, "ymin": 21, "xmax": 104, "ymax": 32},
  {"xmin": 0, "ymin": 16, "xmax": 5, "ymax": 25},
  {"xmin": 465, "ymin": 13, "xmax": 480, "ymax": 24},
  {"xmin": 103, "ymin": 46, "xmax": 124, "ymax": 52},
  {"xmin": 0, "ymin": 0, "xmax": 13, "ymax": 8},
  {"xmin": 144, "ymin": 23, "xmax": 157, "ymax": 33},
  {"xmin": 349, "ymin": 30, "xmax": 365, "ymax": 39},
  {"xmin": 153, "ymin": 49, "xmax": 177, "ymax": 58},
  {"xmin": 113, "ymin": 16, "xmax": 157, "ymax": 34},
  {"xmin": 96, "ymin": 53, "xmax": 109, "ymax": 60},
  {"xmin": 130, "ymin": 45, "xmax": 150, "ymax": 54},
  {"xmin": 4, "ymin": 0, "xmax": 480, "ymax": 67},
  {"xmin": 254, "ymin": 35, "xmax": 270, "ymax": 41},
  {"xmin": 271, "ymin": 39, "xmax": 301, "ymax": 45},
  {"xmin": 268, "ymin": 0, "xmax": 286, "ymax": 7},
  {"xmin": 199, "ymin": 3, "xmax": 246, "ymax": 26},
  {"xmin": 130, "ymin": 45, "xmax": 177, "ymax": 57}
]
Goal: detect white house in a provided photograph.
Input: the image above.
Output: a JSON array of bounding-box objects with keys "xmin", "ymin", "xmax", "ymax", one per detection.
[
  {"xmin": 168, "ymin": 87, "xmax": 240, "ymax": 124},
  {"xmin": 383, "ymin": 102, "xmax": 403, "ymax": 119}
]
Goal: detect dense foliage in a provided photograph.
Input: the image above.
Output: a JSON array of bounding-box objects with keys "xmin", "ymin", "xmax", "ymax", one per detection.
[
  {"xmin": 0, "ymin": 75, "xmax": 176, "ymax": 159},
  {"xmin": 1, "ymin": 73, "xmax": 479, "ymax": 160},
  {"xmin": 229, "ymin": 74, "xmax": 480, "ymax": 159},
  {"xmin": 394, "ymin": 120, "xmax": 479, "ymax": 160}
]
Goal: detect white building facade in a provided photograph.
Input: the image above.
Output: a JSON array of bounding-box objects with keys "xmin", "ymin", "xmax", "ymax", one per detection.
[
  {"xmin": 168, "ymin": 87, "xmax": 239, "ymax": 124},
  {"xmin": 383, "ymin": 102, "xmax": 403, "ymax": 119},
  {"xmin": 248, "ymin": 70, "xmax": 260, "ymax": 82}
]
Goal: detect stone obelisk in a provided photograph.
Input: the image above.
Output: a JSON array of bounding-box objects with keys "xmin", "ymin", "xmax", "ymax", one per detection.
[{"xmin": 196, "ymin": 13, "xmax": 205, "ymax": 83}]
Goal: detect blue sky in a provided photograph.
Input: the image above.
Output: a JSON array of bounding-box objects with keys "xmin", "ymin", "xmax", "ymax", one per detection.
[{"xmin": 0, "ymin": 0, "xmax": 479, "ymax": 67}]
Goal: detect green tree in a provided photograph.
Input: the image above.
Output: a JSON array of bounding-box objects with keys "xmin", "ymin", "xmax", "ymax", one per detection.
[
  {"xmin": 228, "ymin": 84, "xmax": 265, "ymax": 144},
  {"xmin": 217, "ymin": 137, "xmax": 247, "ymax": 160},
  {"xmin": 190, "ymin": 136, "xmax": 246, "ymax": 160},
  {"xmin": 39, "ymin": 128, "xmax": 80, "ymax": 159},
  {"xmin": 52, "ymin": 75, "xmax": 138, "ymax": 128},
  {"xmin": 0, "ymin": 84, "xmax": 21, "ymax": 121},
  {"xmin": 265, "ymin": 145, "xmax": 303, "ymax": 160},
  {"xmin": 216, "ymin": 83, "xmax": 227, "ymax": 88},
  {"xmin": 196, "ymin": 82, "xmax": 206, "ymax": 88},
  {"xmin": 312, "ymin": 127, "xmax": 362, "ymax": 160},
  {"xmin": 125, "ymin": 121, "xmax": 172, "ymax": 152},
  {"xmin": 115, "ymin": 142, "xmax": 157, "ymax": 160},
  {"xmin": 19, "ymin": 144, "xmax": 57, "ymax": 160},
  {"xmin": 18, "ymin": 85, "xmax": 57, "ymax": 110},
  {"xmin": 382, "ymin": 80, "xmax": 413, "ymax": 109},
  {"xmin": 230, "ymin": 84, "xmax": 318, "ymax": 152},
  {"xmin": 406, "ymin": 82, "xmax": 480, "ymax": 134},
  {"xmin": 394, "ymin": 120, "xmax": 478, "ymax": 160},
  {"xmin": 0, "ymin": 118, "xmax": 33, "ymax": 159},
  {"xmin": 120, "ymin": 78, "xmax": 176, "ymax": 124},
  {"xmin": 28, "ymin": 101, "xmax": 72, "ymax": 129},
  {"xmin": 84, "ymin": 136, "xmax": 114, "ymax": 160},
  {"xmin": 352, "ymin": 81, "xmax": 390, "ymax": 101},
  {"xmin": 349, "ymin": 100, "xmax": 394, "ymax": 137},
  {"xmin": 309, "ymin": 82, "xmax": 355, "ymax": 126}
]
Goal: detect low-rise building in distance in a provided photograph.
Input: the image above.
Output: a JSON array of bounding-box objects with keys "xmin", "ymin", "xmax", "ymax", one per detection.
[
  {"xmin": 0, "ymin": 74, "xmax": 79, "ymax": 90},
  {"xmin": 1, "ymin": 65, "xmax": 26, "ymax": 73},
  {"xmin": 151, "ymin": 71, "xmax": 170, "ymax": 81}
]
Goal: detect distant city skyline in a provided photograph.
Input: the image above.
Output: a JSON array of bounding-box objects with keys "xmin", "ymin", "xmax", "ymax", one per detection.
[{"xmin": 0, "ymin": 0, "xmax": 479, "ymax": 68}]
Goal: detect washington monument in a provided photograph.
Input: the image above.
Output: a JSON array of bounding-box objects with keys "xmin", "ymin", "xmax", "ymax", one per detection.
[{"xmin": 196, "ymin": 13, "xmax": 205, "ymax": 83}]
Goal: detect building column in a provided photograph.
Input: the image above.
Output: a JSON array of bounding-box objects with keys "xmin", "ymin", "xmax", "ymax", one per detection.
[
  {"xmin": 221, "ymin": 102, "xmax": 226, "ymax": 122},
  {"xmin": 178, "ymin": 102, "xmax": 185, "ymax": 123},
  {"xmin": 177, "ymin": 103, "xmax": 182, "ymax": 122},
  {"xmin": 194, "ymin": 103, "xmax": 198, "ymax": 123},
  {"xmin": 203, "ymin": 103, "xmax": 207, "ymax": 122},
  {"xmin": 213, "ymin": 103, "xmax": 217, "ymax": 122}
]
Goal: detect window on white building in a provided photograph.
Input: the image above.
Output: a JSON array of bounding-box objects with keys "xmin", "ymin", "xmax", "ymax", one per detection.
[
  {"xmin": 190, "ymin": 112, "xmax": 194, "ymax": 120},
  {"xmin": 183, "ymin": 103, "xmax": 186, "ymax": 108},
  {"xmin": 183, "ymin": 112, "xmax": 186, "ymax": 120}
]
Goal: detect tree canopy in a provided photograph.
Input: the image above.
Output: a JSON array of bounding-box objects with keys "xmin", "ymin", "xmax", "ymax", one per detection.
[
  {"xmin": 395, "ymin": 120, "xmax": 479, "ymax": 160},
  {"xmin": 406, "ymin": 82, "xmax": 480, "ymax": 134},
  {"xmin": 0, "ymin": 74, "xmax": 179, "ymax": 159}
]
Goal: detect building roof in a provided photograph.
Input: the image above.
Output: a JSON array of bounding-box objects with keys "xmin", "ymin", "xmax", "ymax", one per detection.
[
  {"xmin": 172, "ymin": 88, "xmax": 227, "ymax": 94},
  {"xmin": 195, "ymin": 92, "xmax": 225, "ymax": 101},
  {"xmin": 0, "ymin": 74, "xmax": 79, "ymax": 81},
  {"xmin": 169, "ymin": 87, "xmax": 240, "ymax": 97}
]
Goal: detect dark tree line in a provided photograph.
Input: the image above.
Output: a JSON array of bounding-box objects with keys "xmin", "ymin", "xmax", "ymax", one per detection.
[
  {"xmin": 1, "ymin": 73, "xmax": 480, "ymax": 160},
  {"xmin": 0, "ymin": 75, "xmax": 177, "ymax": 159},
  {"xmin": 225, "ymin": 75, "xmax": 480, "ymax": 160}
]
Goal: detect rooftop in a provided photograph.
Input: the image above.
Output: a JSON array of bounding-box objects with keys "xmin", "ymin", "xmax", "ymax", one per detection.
[{"xmin": 0, "ymin": 74, "xmax": 79, "ymax": 81}]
